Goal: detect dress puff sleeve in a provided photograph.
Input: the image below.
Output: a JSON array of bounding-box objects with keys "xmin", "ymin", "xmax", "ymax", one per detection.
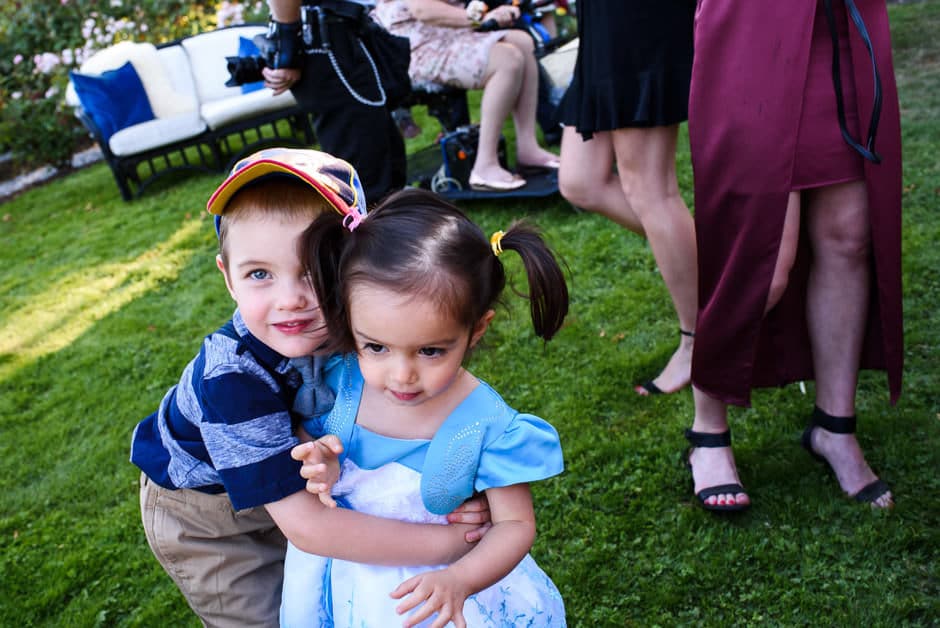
[
  {"xmin": 420, "ymin": 379, "xmax": 564, "ymax": 515},
  {"xmin": 474, "ymin": 412, "xmax": 564, "ymax": 493}
]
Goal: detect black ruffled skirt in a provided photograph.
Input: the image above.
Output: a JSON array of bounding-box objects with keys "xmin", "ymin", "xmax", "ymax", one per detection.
[{"xmin": 559, "ymin": 0, "xmax": 696, "ymax": 138}]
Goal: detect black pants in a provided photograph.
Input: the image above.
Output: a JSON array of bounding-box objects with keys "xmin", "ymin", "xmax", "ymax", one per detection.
[{"xmin": 290, "ymin": 17, "xmax": 407, "ymax": 204}]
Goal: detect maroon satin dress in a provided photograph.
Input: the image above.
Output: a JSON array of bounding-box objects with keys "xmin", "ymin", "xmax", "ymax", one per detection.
[{"xmin": 688, "ymin": 0, "xmax": 903, "ymax": 407}]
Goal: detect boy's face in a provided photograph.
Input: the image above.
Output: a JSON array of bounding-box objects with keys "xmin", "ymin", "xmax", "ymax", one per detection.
[{"xmin": 216, "ymin": 212, "xmax": 326, "ymax": 358}]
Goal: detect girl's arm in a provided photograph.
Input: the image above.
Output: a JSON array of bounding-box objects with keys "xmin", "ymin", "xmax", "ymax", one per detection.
[
  {"xmin": 389, "ymin": 483, "xmax": 536, "ymax": 627},
  {"xmin": 266, "ymin": 490, "xmax": 483, "ymax": 566}
]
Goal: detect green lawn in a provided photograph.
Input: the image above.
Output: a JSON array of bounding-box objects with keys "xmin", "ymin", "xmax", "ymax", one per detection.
[{"xmin": 1, "ymin": 3, "xmax": 938, "ymax": 625}]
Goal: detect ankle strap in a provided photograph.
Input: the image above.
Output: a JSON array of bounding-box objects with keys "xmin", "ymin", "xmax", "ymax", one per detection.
[
  {"xmin": 811, "ymin": 406, "xmax": 857, "ymax": 434},
  {"xmin": 679, "ymin": 328, "xmax": 695, "ymax": 338},
  {"xmin": 684, "ymin": 428, "xmax": 731, "ymax": 448}
]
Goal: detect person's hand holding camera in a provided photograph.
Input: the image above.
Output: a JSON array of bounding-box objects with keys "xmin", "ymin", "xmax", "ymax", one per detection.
[
  {"xmin": 225, "ymin": 17, "xmax": 304, "ymax": 92},
  {"xmin": 263, "ymin": 66, "xmax": 301, "ymax": 95}
]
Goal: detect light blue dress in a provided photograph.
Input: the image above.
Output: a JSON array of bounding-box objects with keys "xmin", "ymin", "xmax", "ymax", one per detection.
[{"xmin": 281, "ymin": 355, "xmax": 566, "ymax": 627}]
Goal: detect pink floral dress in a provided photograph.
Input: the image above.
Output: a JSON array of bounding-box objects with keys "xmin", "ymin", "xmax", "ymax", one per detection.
[{"xmin": 373, "ymin": 0, "xmax": 508, "ymax": 89}]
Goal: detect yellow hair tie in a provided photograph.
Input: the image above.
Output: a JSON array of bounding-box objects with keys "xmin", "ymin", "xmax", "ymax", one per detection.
[{"xmin": 490, "ymin": 230, "xmax": 505, "ymax": 257}]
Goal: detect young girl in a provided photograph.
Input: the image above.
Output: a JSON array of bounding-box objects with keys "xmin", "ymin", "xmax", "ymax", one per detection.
[{"xmin": 281, "ymin": 188, "xmax": 569, "ymax": 627}]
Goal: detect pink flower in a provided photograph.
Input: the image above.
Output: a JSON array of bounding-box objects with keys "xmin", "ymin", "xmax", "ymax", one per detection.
[
  {"xmin": 32, "ymin": 52, "xmax": 61, "ymax": 74},
  {"xmin": 13, "ymin": 54, "xmax": 23, "ymax": 65}
]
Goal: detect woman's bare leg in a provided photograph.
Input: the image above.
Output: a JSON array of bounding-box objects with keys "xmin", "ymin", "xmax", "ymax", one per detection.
[
  {"xmin": 766, "ymin": 192, "xmax": 802, "ymax": 310},
  {"xmin": 804, "ymin": 181, "xmax": 892, "ymax": 507},
  {"xmin": 687, "ymin": 191, "xmax": 801, "ymax": 507},
  {"xmin": 499, "ymin": 31, "xmax": 558, "ymax": 167},
  {"xmin": 472, "ymin": 40, "xmax": 525, "ymax": 184},
  {"xmin": 611, "ymin": 125, "xmax": 696, "ymax": 393},
  {"xmin": 558, "ymin": 126, "xmax": 644, "ymax": 234}
]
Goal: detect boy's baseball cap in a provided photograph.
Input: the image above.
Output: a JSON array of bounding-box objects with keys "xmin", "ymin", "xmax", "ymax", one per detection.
[{"xmin": 207, "ymin": 147, "xmax": 368, "ymax": 222}]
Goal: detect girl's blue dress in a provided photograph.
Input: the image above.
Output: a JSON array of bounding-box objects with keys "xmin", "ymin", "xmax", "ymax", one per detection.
[{"xmin": 281, "ymin": 355, "xmax": 566, "ymax": 627}]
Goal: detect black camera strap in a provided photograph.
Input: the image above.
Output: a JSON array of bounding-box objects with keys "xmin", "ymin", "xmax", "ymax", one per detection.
[
  {"xmin": 300, "ymin": 3, "xmax": 388, "ymax": 107},
  {"xmin": 824, "ymin": 0, "xmax": 883, "ymax": 164}
]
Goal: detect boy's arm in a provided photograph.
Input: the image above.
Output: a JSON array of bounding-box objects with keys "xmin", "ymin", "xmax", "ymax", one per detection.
[
  {"xmin": 265, "ymin": 490, "xmax": 482, "ymax": 566},
  {"xmin": 389, "ymin": 483, "xmax": 536, "ymax": 627}
]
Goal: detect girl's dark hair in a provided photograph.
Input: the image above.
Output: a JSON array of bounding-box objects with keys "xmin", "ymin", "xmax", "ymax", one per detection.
[{"xmin": 303, "ymin": 188, "xmax": 569, "ymax": 354}]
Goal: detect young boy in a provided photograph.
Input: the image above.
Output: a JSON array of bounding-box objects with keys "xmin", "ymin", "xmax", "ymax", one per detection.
[{"xmin": 131, "ymin": 148, "xmax": 490, "ymax": 627}]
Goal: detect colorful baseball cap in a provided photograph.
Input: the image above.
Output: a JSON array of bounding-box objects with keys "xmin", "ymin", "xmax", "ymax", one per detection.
[{"xmin": 207, "ymin": 147, "xmax": 368, "ymax": 220}]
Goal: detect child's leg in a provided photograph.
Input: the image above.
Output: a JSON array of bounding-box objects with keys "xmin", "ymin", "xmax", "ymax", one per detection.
[{"xmin": 139, "ymin": 473, "xmax": 287, "ymax": 627}]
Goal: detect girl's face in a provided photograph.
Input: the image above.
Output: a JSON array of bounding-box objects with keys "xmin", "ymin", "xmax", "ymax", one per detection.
[{"xmin": 348, "ymin": 283, "xmax": 491, "ymax": 409}]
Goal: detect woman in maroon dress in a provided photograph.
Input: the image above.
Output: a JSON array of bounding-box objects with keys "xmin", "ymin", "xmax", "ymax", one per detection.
[{"xmin": 685, "ymin": 0, "xmax": 902, "ymax": 510}]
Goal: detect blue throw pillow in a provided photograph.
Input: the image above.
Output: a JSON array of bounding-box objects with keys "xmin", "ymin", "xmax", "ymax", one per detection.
[
  {"xmin": 70, "ymin": 61, "xmax": 155, "ymax": 143},
  {"xmin": 238, "ymin": 36, "xmax": 266, "ymax": 94}
]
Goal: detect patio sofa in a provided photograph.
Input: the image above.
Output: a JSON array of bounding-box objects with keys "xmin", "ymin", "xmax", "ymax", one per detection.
[{"xmin": 66, "ymin": 25, "xmax": 315, "ymax": 200}]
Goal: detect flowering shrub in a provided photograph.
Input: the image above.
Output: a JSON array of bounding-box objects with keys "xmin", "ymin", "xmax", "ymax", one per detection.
[{"xmin": 0, "ymin": 0, "xmax": 267, "ymax": 170}]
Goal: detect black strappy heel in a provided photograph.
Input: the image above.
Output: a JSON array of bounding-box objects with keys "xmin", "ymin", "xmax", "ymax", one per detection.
[
  {"xmin": 634, "ymin": 329, "xmax": 694, "ymax": 396},
  {"xmin": 801, "ymin": 406, "xmax": 892, "ymax": 505},
  {"xmin": 684, "ymin": 428, "xmax": 750, "ymax": 512}
]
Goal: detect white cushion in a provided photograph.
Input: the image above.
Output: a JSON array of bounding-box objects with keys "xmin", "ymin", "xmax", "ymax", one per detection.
[
  {"xmin": 540, "ymin": 38, "xmax": 578, "ymax": 89},
  {"xmin": 108, "ymin": 113, "xmax": 207, "ymax": 156},
  {"xmin": 200, "ymin": 89, "xmax": 297, "ymax": 130},
  {"xmin": 65, "ymin": 82, "xmax": 81, "ymax": 108},
  {"xmin": 180, "ymin": 25, "xmax": 267, "ymax": 104},
  {"xmin": 78, "ymin": 41, "xmax": 195, "ymax": 118},
  {"xmin": 154, "ymin": 45, "xmax": 200, "ymax": 115}
]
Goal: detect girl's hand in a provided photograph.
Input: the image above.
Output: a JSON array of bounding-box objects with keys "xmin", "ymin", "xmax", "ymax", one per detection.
[
  {"xmin": 290, "ymin": 435, "xmax": 344, "ymax": 508},
  {"xmin": 446, "ymin": 493, "xmax": 492, "ymax": 542},
  {"xmin": 391, "ymin": 568, "xmax": 470, "ymax": 628}
]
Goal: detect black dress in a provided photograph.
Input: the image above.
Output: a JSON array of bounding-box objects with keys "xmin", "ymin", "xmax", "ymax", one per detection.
[{"xmin": 559, "ymin": 0, "xmax": 696, "ymax": 138}]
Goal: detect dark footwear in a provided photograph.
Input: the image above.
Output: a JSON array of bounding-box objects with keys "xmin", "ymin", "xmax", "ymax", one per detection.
[
  {"xmin": 684, "ymin": 428, "xmax": 750, "ymax": 512},
  {"xmin": 801, "ymin": 405, "xmax": 893, "ymax": 506},
  {"xmin": 634, "ymin": 380, "xmax": 664, "ymax": 396},
  {"xmin": 634, "ymin": 329, "xmax": 694, "ymax": 397}
]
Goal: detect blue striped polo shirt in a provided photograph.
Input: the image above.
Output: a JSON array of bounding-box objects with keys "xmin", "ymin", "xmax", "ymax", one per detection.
[{"xmin": 130, "ymin": 310, "xmax": 308, "ymax": 511}]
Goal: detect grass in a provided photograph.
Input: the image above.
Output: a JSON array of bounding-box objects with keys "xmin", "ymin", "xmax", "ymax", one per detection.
[{"xmin": 1, "ymin": 3, "xmax": 938, "ymax": 625}]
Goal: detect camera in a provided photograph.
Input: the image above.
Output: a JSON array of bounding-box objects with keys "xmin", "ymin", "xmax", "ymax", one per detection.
[
  {"xmin": 225, "ymin": 54, "xmax": 268, "ymax": 87},
  {"xmin": 224, "ymin": 24, "xmax": 300, "ymax": 88}
]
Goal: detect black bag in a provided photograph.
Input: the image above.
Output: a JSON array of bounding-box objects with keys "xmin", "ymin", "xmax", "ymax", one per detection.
[{"xmin": 433, "ymin": 125, "xmax": 508, "ymax": 192}]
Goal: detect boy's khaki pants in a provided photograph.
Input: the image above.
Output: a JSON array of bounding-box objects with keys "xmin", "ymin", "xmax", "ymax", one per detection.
[{"xmin": 139, "ymin": 473, "xmax": 287, "ymax": 627}]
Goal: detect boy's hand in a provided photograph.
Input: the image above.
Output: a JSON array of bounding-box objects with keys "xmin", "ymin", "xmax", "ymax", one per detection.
[
  {"xmin": 290, "ymin": 435, "xmax": 343, "ymax": 508},
  {"xmin": 446, "ymin": 493, "xmax": 492, "ymax": 543},
  {"xmin": 391, "ymin": 568, "xmax": 470, "ymax": 628}
]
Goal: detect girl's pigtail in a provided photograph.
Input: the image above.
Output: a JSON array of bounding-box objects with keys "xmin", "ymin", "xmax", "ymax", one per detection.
[
  {"xmin": 301, "ymin": 212, "xmax": 354, "ymax": 353},
  {"xmin": 498, "ymin": 223, "xmax": 569, "ymax": 340}
]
